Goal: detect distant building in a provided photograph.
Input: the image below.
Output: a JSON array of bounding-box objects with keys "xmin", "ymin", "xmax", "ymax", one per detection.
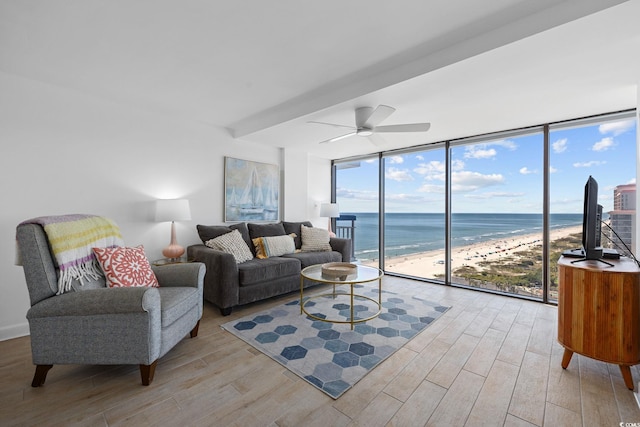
[{"xmin": 608, "ymin": 183, "xmax": 636, "ymax": 257}]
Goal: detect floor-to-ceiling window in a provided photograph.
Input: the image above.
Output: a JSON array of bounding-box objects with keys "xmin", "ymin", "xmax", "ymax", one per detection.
[
  {"xmin": 334, "ymin": 156, "xmax": 380, "ymax": 267},
  {"xmin": 382, "ymin": 145, "xmax": 446, "ymax": 280},
  {"xmin": 547, "ymin": 112, "xmax": 637, "ymax": 301},
  {"xmin": 449, "ymin": 130, "xmax": 544, "ymax": 299},
  {"xmin": 332, "ymin": 110, "xmax": 637, "ymax": 302}
]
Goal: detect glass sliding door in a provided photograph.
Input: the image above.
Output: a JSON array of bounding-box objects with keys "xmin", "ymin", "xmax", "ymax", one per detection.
[
  {"xmin": 449, "ymin": 130, "xmax": 545, "ymax": 298},
  {"xmin": 382, "ymin": 146, "xmax": 446, "ymax": 280},
  {"xmin": 548, "ymin": 112, "xmax": 637, "ymax": 301},
  {"xmin": 334, "ymin": 156, "xmax": 380, "ymax": 267}
]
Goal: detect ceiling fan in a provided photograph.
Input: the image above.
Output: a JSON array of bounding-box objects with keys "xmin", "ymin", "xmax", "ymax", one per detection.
[{"xmin": 309, "ymin": 105, "xmax": 431, "ymax": 144}]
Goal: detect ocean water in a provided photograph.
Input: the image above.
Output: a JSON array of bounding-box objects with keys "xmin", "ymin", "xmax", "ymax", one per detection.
[{"xmin": 337, "ymin": 212, "xmax": 582, "ymax": 261}]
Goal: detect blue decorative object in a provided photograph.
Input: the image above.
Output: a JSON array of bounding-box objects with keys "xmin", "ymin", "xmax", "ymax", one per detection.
[{"xmin": 221, "ymin": 287, "xmax": 450, "ymax": 399}]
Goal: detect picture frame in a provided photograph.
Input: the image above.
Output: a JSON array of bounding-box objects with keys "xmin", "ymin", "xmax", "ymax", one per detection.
[{"xmin": 224, "ymin": 157, "xmax": 280, "ymax": 222}]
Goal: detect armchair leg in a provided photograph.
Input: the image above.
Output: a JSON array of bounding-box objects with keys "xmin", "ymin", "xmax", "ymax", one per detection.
[
  {"xmin": 220, "ymin": 307, "xmax": 232, "ymax": 316},
  {"xmin": 190, "ymin": 320, "xmax": 201, "ymax": 338},
  {"xmin": 140, "ymin": 360, "xmax": 158, "ymax": 386},
  {"xmin": 31, "ymin": 364, "xmax": 53, "ymax": 387}
]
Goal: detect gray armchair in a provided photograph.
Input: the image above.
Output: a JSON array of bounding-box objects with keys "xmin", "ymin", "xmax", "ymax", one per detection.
[{"xmin": 16, "ymin": 222, "xmax": 205, "ymax": 387}]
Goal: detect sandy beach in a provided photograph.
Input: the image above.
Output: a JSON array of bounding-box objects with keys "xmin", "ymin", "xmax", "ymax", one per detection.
[{"xmin": 360, "ymin": 225, "xmax": 582, "ymax": 278}]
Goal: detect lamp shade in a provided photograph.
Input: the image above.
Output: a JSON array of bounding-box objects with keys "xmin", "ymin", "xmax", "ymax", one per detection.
[
  {"xmin": 155, "ymin": 199, "xmax": 191, "ymax": 222},
  {"xmin": 319, "ymin": 203, "xmax": 340, "ymax": 218}
]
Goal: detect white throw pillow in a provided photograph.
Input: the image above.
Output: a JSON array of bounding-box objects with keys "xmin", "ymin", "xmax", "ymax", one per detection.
[
  {"xmin": 300, "ymin": 225, "xmax": 332, "ymax": 252},
  {"xmin": 252, "ymin": 234, "xmax": 296, "ymax": 259},
  {"xmin": 206, "ymin": 229, "xmax": 254, "ymax": 263}
]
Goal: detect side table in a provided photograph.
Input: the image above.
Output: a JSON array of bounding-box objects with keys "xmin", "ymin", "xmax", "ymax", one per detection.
[{"xmin": 152, "ymin": 257, "xmax": 189, "ymax": 266}]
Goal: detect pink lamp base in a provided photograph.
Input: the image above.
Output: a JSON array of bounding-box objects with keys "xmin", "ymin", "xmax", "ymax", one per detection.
[{"xmin": 163, "ymin": 221, "xmax": 185, "ymax": 259}]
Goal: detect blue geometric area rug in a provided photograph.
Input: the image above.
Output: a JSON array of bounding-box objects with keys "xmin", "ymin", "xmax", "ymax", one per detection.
[{"xmin": 221, "ymin": 286, "xmax": 450, "ymax": 399}]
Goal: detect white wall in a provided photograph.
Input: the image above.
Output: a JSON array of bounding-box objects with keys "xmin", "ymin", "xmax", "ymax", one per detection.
[{"xmin": 0, "ymin": 72, "xmax": 330, "ymax": 340}]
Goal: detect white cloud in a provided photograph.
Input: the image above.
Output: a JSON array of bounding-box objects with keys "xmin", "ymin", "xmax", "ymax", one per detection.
[
  {"xmin": 490, "ymin": 139, "xmax": 517, "ymax": 150},
  {"xmin": 592, "ymin": 137, "xmax": 615, "ymax": 152},
  {"xmin": 385, "ymin": 193, "xmax": 429, "ymax": 202},
  {"xmin": 385, "ymin": 167, "xmax": 413, "ymax": 182},
  {"xmin": 573, "ymin": 160, "xmax": 606, "ymax": 168},
  {"xmin": 519, "ymin": 167, "xmax": 536, "ymax": 175},
  {"xmin": 550, "ymin": 166, "xmax": 558, "ymax": 173},
  {"xmin": 464, "ymin": 147, "xmax": 497, "ymax": 159},
  {"xmin": 599, "ymin": 119, "xmax": 636, "ymax": 136},
  {"xmin": 466, "ymin": 191, "xmax": 525, "ymax": 199},
  {"xmin": 415, "ymin": 155, "xmax": 424, "ymax": 161},
  {"xmin": 388, "ymin": 155, "xmax": 404, "ymax": 164},
  {"xmin": 451, "ymin": 171, "xmax": 504, "ymax": 192},
  {"xmin": 451, "ymin": 159, "xmax": 465, "ymax": 171},
  {"xmin": 417, "ymin": 184, "xmax": 445, "ymax": 193},
  {"xmin": 414, "ymin": 160, "xmax": 445, "ymax": 177},
  {"xmin": 335, "ymin": 187, "xmax": 378, "ymax": 200},
  {"xmin": 552, "ymin": 138, "xmax": 568, "ymax": 153}
]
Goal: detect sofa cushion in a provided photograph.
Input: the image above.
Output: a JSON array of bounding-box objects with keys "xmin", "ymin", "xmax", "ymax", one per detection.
[
  {"xmin": 283, "ymin": 251, "xmax": 342, "ymax": 269},
  {"xmin": 92, "ymin": 246, "xmax": 159, "ymax": 288},
  {"xmin": 205, "ymin": 229, "xmax": 254, "ymax": 263},
  {"xmin": 157, "ymin": 286, "xmax": 199, "ymax": 327},
  {"xmin": 300, "ymin": 225, "xmax": 332, "ymax": 252},
  {"xmin": 252, "ymin": 234, "xmax": 296, "ymax": 259},
  {"xmin": 248, "ymin": 222, "xmax": 286, "ymax": 240},
  {"xmin": 283, "ymin": 221, "xmax": 313, "ymax": 249},
  {"xmin": 197, "ymin": 223, "xmax": 251, "ymax": 248},
  {"xmin": 238, "ymin": 257, "xmax": 300, "ymax": 286}
]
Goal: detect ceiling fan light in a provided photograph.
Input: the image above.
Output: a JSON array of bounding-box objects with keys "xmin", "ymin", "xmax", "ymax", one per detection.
[{"xmin": 357, "ymin": 128, "xmax": 373, "ymax": 137}]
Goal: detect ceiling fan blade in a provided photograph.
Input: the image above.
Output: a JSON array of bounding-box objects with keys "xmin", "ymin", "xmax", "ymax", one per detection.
[
  {"xmin": 307, "ymin": 120, "xmax": 355, "ymax": 130},
  {"xmin": 367, "ymin": 133, "xmax": 387, "ymax": 147},
  {"xmin": 363, "ymin": 105, "xmax": 396, "ymax": 128},
  {"xmin": 373, "ymin": 123, "xmax": 431, "ymax": 133},
  {"xmin": 319, "ymin": 131, "xmax": 357, "ymax": 144}
]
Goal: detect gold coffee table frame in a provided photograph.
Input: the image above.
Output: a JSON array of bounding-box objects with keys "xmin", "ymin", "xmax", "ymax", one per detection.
[{"xmin": 300, "ymin": 264, "xmax": 383, "ymax": 329}]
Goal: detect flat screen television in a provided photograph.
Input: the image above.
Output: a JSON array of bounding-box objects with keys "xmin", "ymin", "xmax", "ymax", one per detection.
[{"xmin": 582, "ymin": 176, "xmax": 604, "ymax": 260}]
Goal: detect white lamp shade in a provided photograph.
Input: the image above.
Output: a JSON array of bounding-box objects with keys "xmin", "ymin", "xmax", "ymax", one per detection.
[
  {"xmin": 319, "ymin": 203, "xmax": 340, "ymax": 218},
  {"xmin": 155, "ymin": 199, "xmax": 191, "ymax": 222}
]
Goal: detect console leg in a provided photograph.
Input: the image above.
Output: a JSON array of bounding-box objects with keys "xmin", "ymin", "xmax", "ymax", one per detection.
[
  {"xmin": 561, "ymin": 349, "xmax": 573, "ymax": 369},
  {"xmin": 620, "ymin": 365, "xmax": 634, "ymax": 390}
]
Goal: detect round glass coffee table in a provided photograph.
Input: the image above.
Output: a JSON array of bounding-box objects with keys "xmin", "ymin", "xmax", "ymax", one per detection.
[{"xmin": 300, "ymin": 264, "xmax": 384, "ymax": 329}]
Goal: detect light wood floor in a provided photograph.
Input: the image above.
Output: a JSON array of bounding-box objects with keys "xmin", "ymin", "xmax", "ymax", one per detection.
[{"xmin": 2, "ymin": 276, "xmax": 640, "ymax": 426}]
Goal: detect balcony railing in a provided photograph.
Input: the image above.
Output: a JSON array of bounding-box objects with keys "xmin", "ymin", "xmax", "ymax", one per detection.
[{"xmin": 335, "ymin": 214, "xmax": 356, "ymax": 261}]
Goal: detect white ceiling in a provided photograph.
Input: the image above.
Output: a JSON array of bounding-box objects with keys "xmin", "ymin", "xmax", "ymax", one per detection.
[{"xmin": 1, "ymin": 0, "xmax": 639, "ymax": 160}]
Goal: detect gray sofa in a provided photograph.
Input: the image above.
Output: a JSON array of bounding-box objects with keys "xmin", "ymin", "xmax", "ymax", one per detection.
[{"xmin": 187, "ymin": 221, "xmax": 351, "ymax": 315}]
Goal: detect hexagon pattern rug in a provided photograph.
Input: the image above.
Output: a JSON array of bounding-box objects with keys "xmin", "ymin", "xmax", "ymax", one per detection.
[{"xmin": 221, "ymin": 286, "xmax": 450, "ymax": 399}]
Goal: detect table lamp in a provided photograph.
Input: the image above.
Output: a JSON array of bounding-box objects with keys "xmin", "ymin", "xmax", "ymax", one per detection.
[
  {"xmin": 155, "ymin": 199, "xmax": 191, "ymax": 259},
  {"xmin": 320, "ymin": 202, "xmax": 340, "ymax": 237}
]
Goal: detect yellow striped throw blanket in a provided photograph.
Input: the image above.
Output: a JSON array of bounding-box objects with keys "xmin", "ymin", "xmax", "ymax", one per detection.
[{"xmin": 19, "ymin": 214, "xmax": 124, "ymax": 294}]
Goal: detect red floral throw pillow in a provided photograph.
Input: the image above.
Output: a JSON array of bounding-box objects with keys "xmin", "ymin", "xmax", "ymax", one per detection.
[{"xmin": 92, "ymin": 245, "xmax": 159, "ymax": 288}]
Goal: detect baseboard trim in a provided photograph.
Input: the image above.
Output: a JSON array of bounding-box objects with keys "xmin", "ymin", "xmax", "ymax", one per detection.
[{"xmin": 0, "ymin": 323, "xmax": 29, "ymax": 341}]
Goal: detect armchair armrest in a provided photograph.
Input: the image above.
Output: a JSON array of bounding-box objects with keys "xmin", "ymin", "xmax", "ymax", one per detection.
[
  {"xmin": 151, "ymin": 262, "xmax": 205, "ymax": 288},
  {"xmin": 330, "ymin": 237, "xmax": 352, "ymax": 262},
  {"xmin": 26, "ymin": 287, "xmax": 160, "ymax": 319},
  {"xmin": 187, "ymin": 244, "xmax": 240, "ymax": 310}
]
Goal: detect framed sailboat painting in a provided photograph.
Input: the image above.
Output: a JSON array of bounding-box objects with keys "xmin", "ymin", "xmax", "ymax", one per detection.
[{"xmin": 224, "ymin": 157, "xmax": 280, "ymax": 222}]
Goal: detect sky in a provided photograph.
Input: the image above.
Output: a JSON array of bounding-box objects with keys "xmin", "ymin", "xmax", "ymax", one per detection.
[{"xmin": 336, "ymin": 117, "xmax": 637, "ymax": 214}]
